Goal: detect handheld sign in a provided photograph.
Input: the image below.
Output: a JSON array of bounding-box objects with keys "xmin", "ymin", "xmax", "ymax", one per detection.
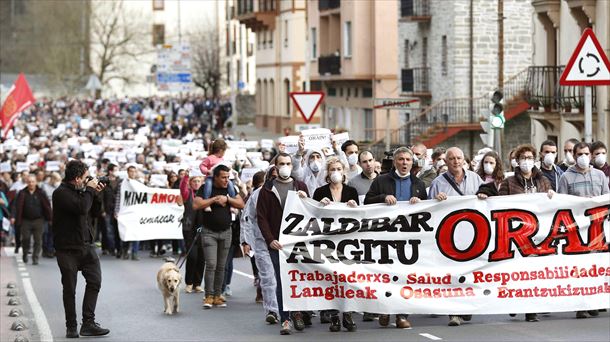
[
  {"xmin": 560, "ymin": 28, "xmax": 610, "ymax": 86},
  {"xmin": 290, "ymin": 92, "xmax": 324, "ymax": 124}
]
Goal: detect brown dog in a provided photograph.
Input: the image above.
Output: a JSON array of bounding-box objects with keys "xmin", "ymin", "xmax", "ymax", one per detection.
[{"xmin": 156, "ymin": 262, "xmax": 182, "ymax": 315}]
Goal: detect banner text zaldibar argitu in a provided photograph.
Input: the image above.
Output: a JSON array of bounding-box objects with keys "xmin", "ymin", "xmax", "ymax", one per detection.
[{"xmin": 283, "ymin": 205, "xmax": 609, "ymax": 265}]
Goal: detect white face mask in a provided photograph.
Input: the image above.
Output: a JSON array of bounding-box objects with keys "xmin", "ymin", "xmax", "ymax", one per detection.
[
  {"xmin": 483, "ymin": 163, "xmax": 495, "ymax": 175},
  {"xmin": 576, "ymin": 154, "xmax": 590, "ymax": 169},
  {"xmin": 511, "ymin": 158, "xmax": 518, "ymax": 168},
  {"xmin": 519, "ymin": 159, "xmax": 535, "ymax": 173},
  {"xmin": 565, "ymin": 152, "xmax": 575, "ymax": 165},
  {"xmin": 278, "ymin": 165, "xmax": 291, "ymax": 179},
  {"xmin": 309, "ymin": 160, "xmax": 321, "ymax": 173},
  {"xmin": 543, "ymin": 153, "xmax": 556, "ymax": 167},
  {"xmin": 330, "ymin": 171, "xmax": 343, "ymax": 184},
  {"xmin": 435, "ymin": 160, "xmax": 445, "ymax": 170},
  {"xmin": 347, "ymin": 153, "xmax": 358, "ymax": 166},
  {"xmin": 594, "ymin": 153, "xmax": 607, "ymax": 167}
]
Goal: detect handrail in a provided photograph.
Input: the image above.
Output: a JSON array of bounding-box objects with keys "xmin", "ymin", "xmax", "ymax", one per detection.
[{"xmin": 365, "ymin": 67, "xmax": 529, "ymax": 149}]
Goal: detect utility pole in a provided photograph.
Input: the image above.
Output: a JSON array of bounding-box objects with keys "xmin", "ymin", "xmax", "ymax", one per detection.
[{"xmin": 495, "ymin": 0, "xmax": 504, "ymax": 159}]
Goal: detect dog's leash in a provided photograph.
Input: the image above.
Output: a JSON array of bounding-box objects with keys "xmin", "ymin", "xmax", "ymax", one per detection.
[{"xmin": 176, "ymin": 227, "xmax": 203, "ymax": 269}]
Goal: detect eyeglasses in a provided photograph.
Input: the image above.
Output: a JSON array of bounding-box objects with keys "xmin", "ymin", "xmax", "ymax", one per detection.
[{"xmin": 519, "ymin": 157, "xmax": 535, "ymax": 161}]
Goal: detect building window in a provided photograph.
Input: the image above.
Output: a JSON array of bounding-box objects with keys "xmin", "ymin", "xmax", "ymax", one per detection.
[
  {"xmin": 404, "ymin": 39, "xmax": 410, "ymax": 68},
  {"xmin": 422, "ymin": 37, "xmax": 428, "ymax": 67},
  {"xmin": 343, "ymin": 21, "xmax": 352, "ymax": 58},
  {"xmin": 441, "ymin": 35, "xmax": 448, "ymax": 76},
  {"xmin": 339, "ymin": 87, "xmax": 343, "ymax": 97},
  {"xmin": 354, "ymin": 88, "xmax": 359, "ymax": 97},
  {"xmin": 153, "ymin": 0, "xmax": 164, "ymax": 11},
  {"xmin": 226, "ymin": 25, "xmax": 231, "ymax": 56},
  {"xmin": 284, "ymin": 20, "xmax": 288, "ymax": 48},
  {"xmin": 328, "ymin": 87, "xmax": 337, "ymax": 96},
  {"xmin": 284, "ymin": 79, "xmax": 291, "ymax": 116},
  {"xmin": 268, "ymin": 29, "xmax": 273, "ymax": 48},
  {"xmin": 311, "ymin": 28, "xmax": 317, "ymax": 60},
  {"xmin": 364, "ymin": 109, "xmax": 374, "ymax": 141},
  {"xmin": 227, "ymin": 62, "xmax": 231, "ymax": 86},
  {"xmin": 362, "ymin": 87, "xmax": 373, "ymax": 98},
  {"xmin": 152, "ymin": 24, "xmax": 165, "ymax": 46},
  {"xmin": 246, "ymin": 62, "xmax": 250, "ymax": 83},
  {"xmin": 232, "ymin": 26, "xmax": 237, "ymax": 54},
  {"xmin": 302, "ymin": 81, "xmax": 307, "ymax": 91}
]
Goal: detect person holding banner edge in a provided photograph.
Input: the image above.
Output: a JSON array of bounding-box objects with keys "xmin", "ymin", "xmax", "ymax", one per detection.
[
  {"xmin": 313, "ymin": 156, "xmax": 359, "ymax": 332},
  {"xmin": 257, "ymin": 153, "xmax": 309, "ymax": 335},
  {"xmin": 364, "ymin": 146, "xmax": 427, "ymax": 329}
]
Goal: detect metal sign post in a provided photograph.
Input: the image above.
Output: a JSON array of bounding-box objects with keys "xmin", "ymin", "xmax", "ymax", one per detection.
[{"xmin": 584, "ymin": 86, "xmax": 592, "ymax": 142}]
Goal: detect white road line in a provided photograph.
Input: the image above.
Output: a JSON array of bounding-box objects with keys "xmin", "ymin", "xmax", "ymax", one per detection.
[
  {"xmin": 18, "ymin": 267, "xmax": 27, "ymax": 271},
  {"xmin": 420, "ymin": 333, "xmax": 443, "ymax": 340},
  {"xmin": 21, "ymin": 272, "xmax": 29, "ymax": 277},
  {"xmin": 233, "ymin": 269, "xmax": 255, "ymax": 279},
  {"xmin": 22, "ymin": 277, "xmax": 54, "ymax": 342},
  {"xmin": 3, "ymin": 247, "xmax": 15, "ymax": 257}
]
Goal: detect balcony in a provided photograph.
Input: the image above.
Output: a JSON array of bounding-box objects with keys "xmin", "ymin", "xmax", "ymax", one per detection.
[
  {"xmin": 400, "ymin": 0, "xmax": 431, "ymax": 22},
  {"xmin": 318, "ymin": 55, "xmax": 341, "ymax": 75},
  {"xmin": 319, "ymin": 0, "xmax": 340, "ymax": 11},
  {"xmin": 235, "ymin": 0, "xmax": 276, "ymax": 31},
  {"xmin": 525, "ymin": 66, "xmax": 596, "ymax": 112},
  {"xmin": 401, "ymin": 67, "xmax": 430, "ymax": 96}
]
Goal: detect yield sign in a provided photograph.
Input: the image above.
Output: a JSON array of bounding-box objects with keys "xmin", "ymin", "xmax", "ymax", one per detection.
[
  {"xmin": 560, "ymin": 28, "xmax": 610, "ymax": 86},
  {"xmin": 290, "ymin": 91, "xmax": 324, "ymax": 123}
]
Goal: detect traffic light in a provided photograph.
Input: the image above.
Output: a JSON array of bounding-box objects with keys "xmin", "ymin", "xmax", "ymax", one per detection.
[
  {"xmin": 489, "ymin": 89, "xmax": 505, "ymax": 129},
  {"xmin": 480, "ymin": 119, "xmax": 494, "ymax": 147}
]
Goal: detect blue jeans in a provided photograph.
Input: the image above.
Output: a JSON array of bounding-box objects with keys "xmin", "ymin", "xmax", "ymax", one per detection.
[
  {"xmin": 270, "ymin": 249, "xmax": 289, "ymax": 322},
  {"xmin": 42, "ymin": 221, "xmax": 55, "ymax": 253},
  {"xmin": 203, "ymin": 177, "xmax": 236, "ymax": 198}
]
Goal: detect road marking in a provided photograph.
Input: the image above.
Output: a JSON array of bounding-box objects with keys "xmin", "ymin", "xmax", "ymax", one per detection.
[
  {"xmin": 22, "ymin": 277, "xmax": 54, "ymax": 342},
  {"xmin": 21, "ymin": 272, "xmax": 29, "ymax": 277},
  {"xmin": 18, "ymin": 267, "xmax": 27, "ymax": 271},
  {"xmin": 420, "ymin": 333, "xmax": 442, "ymax": 340},
  {"xmin": 4, "ymin": 247, "xmax": 15, "ymax": 257},
  {"xmin": 233, "ymin": 269, "xmax": 255, "ymax": 279}
]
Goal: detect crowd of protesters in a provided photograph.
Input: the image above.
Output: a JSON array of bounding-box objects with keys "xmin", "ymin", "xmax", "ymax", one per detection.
[{"xmin": 1, "ymin": 96, "xmax": 609, "ymax": 336}]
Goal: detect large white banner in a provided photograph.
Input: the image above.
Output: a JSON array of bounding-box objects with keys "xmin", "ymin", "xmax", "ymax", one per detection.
[
  {"xmin": 117, "ymin": 179, "xmax": 184, "ymax": 241},
  {"xmin": 280, "ymin": 192, "xmax": 610, "ymax": 314}
]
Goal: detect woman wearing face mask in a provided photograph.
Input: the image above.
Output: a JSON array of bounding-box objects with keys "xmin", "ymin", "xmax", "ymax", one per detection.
[
  {"xmin": 312, "ymin": 157, "xmax": 359, "ymax": 332},
  {"xmin": 479, "ymin": 145, "xmax": 553, "ymax": 323},
  {"xmin": 475, "ymin": 151, "xmax": 505, "ymax": 198},
  {"xmin": 508, "ymin": 148, "xmax": 518, "ymax": 173}
]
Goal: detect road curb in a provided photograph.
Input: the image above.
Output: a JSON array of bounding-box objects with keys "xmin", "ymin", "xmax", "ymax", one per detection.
[{"xmin": 1, "ymin": 248, "xmax": 33, "ymax": 342}]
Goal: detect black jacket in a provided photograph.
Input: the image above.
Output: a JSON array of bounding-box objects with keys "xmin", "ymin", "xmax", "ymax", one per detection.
[
  {"xmin": 313, "ymin": 183, "xmax": 360, "ymax": 204},
  {"xmin": 364, "ymin": 171, "xmax": 427, "ymax": 204},
  {"xmin": 52, "ymin": 182, "xmax": 100, "ymax": 250}
]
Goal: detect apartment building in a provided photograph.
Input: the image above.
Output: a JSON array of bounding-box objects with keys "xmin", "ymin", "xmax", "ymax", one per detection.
[
  {"xmin": 527, "ymin": 0, "xmax": 610, "ymax": 152},
  {"xmin": 235, "ymin": 0, "xmax": 309, "ymax": 134},
  {"xmin": 308, "ymin": 0, "xmax": 400, "ymax": 142}
]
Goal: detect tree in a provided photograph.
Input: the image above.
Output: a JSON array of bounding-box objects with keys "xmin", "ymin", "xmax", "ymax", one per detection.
[
  {"xmin": 90, "ymin": 0, "xmax": 150, "ymax": 91},
  {"xmin": 190, "ymin": 26, "xmax": 223, "ymax": 98}
]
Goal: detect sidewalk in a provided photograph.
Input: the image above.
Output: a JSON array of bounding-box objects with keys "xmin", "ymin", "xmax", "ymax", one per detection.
[{"xmin": 0, "ymin": 247, "xmax": 33, "ymax": 342}]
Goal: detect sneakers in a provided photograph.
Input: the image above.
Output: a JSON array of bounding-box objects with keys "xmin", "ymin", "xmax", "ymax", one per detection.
[
  {"xmin": 280, "ymin": 320, "xmax": 292, "ymax": 335},
  {"xmin": 203, "ymin": 296, "xmax": 214, "ymax": 309},
  {"xmin": 343, "ymin": 312, "xmax": 357, "ymax": 332},
  {"xmin": 79, "ymin": 321, "xmax": 110, "ymax": 336},
  {"xmin": 525, "ymin": 313, "xmax": 539, "ymax": 322},
  {"xmin": 185, "ymin": 285, "xmax": 193, "ymax": 293},
  {"xmin": 329, "ymin": 314, "xmax": 341, "ymax": 332},
  {"xmin": 223, "ymin": 285, "xmax": 232, "ymax": 297},
  {"xmin": 576, "ymin": 311, "xmax": 588, "ymax": 319},
  {"xmin": 396, "ymin": 315, "xmax": 411, "ymax": 329},
  {"xmin": 266, "ymin": 311, "xmax": 279, "ymax": 324},
  {"xmin": 448, "ymin": 315, "xmax": 462, "ymax": 326},
  {"xmin": 378, "ymin": 314, "xmax": 390, "ymax": 327},
  {"xmin": 213, "ymin": 296, "xmax": 227, "ymax": 308},
  {"xmin": 66, "ymin": 326, "xmax": 78, "ymax": 338},
  {"xmin": 588, "ymin": 310, "xmax": 600, "ymax": 317},
  {"xmin": 362, "ymin": 312, "xmax": 376, "ymax": 322},
  {"xmin": 320, "ymin": 310, "xmax": 331, "ymax": 324},
  {"xmin": 194, "ymin": 286, "xmax": 204, "ymax": 293},
  {"xmin": 131, "ymin": 253, "xmax": 140, "ymax": 261},
  {"xmin": 291, "ymin": 312, "xmax": 305, "ymax": 331}
]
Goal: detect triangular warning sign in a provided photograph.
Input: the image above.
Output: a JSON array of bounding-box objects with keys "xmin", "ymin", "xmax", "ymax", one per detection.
[
  {"xmin": 290, "ymin": 92, "xmax": 324, "ymax": 123},
  {"xmin": 560, "ymin": 28, "xmax": 610, "ymax": 86}
]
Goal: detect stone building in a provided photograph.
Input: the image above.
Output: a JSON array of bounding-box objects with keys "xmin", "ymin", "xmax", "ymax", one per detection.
[
  {"xmin": 384, "ymin": 0, "xmax": 534, "ymax": 159},
  {"xmin": 235, "ymin": 0, "xmax": 309, "ymax": 134},
  {"xmin": 527, "ymin": 0, "xmax": 610, "ymax": 153}
]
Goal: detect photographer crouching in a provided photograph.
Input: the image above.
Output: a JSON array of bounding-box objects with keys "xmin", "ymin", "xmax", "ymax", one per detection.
[{"xmin": 52, "ymin": 160, "xmax": 110, "ymax": 338}]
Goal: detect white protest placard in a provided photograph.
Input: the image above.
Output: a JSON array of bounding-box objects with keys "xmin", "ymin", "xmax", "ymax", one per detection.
[
  {"xmin": 113, "ymin": 131, "xmax": 124, "ymax": 140},
  {"xmin": 16, "ymin": 162, "xmax": 29, "ymax": 172},
  {"xmin": 0, "ymin": 162, "xmax": 12, "ymax": 173},
  {"xmin": 302, "ymin": 128, "xmax": 332, "ymax": 151},
  {"xmin": 45, "ymin": 161, "xmax": 61, "ymax": 172},
  {"xmin": 260, "ymin": 139, "xmax": 274, "ymax": 150},
  {"xmin": 26, "ymin": 154, "xmax": 40, "ymax": 165},
  {"xmin": 138, "ymin": 126, "xmax": 150, "ymax": 136},
  {"xmin": 280, "ymin": 193, "xmax": 610, "ymax": 314},
  {"xmin": 152, "ymin": 161, "xmax": 167, "ymax": 171},
  {"xmin": 332, "ymin": 132, "xmax": 350, "ymax": 148},
  {"xmin": 149, "ymin": 174, "xmax": 168, "ymax": 187},
  {"xmin": 240, "ymin": 168, "xmax": 262, "ymax": 183},
  {"xmin": 279, "ymin": 136, "xmax": 300, "ymax": 155},
  {"xmin": 80, "ymin": 119, "xmax": 91, "ymax": 130},
  {"xmin": 227, "ymin": 140, "xmax": 259, "ymax": 150},
  {"xmin": 16, "ymin": 146, "xmax": 29, "ymax": 155},
  {"xmin": 117, "ymin": 179, "xmax": 183, "ymax": 241}
]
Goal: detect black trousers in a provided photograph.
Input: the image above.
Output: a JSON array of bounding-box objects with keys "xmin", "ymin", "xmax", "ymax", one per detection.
[
  {"xmin": 56, "ymin": 245, "xmax": 102, "ymax": 328},
  {"xmin": 183, "ymin": 228, "xmax": 204, "ymax": 287}
]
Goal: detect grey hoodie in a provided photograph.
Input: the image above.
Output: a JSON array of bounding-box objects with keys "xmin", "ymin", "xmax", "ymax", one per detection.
[{"xmin": 557, "ymin": 166, "xmax": 609, "ymax": 197}]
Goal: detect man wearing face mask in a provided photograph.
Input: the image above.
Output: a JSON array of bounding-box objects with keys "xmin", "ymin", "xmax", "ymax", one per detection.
[
  {"xmin": 335, "ymin": 140, "xmax": 362, "ymax": 180},
  {"xmin": 558, "ymin": 142, "xmax": 608, "ymax": 319},
  {"xmin": 257, "ymin": 153, "xmax": 309, "ymax": 335},
  {"xmin": 539, "ymin": 140, "xmax": 564, "ymax": 191},
  {"xmin": 558, "ymin": 138, "xmax": 580, "ymax": 172},
  {"xmin": 410, "ymin": 143, "xmax": 437, "ymax": 187},
  {"xmin": 292, "ymin": 138, "xmax": 327, "ymax": 195},
  {"xmin": 364, "ymin": 147, "xmax": 427, "ymax": 329},
  {"xmin": 590, "ymin": 141, "xmax": 610, "ymax": 189}
]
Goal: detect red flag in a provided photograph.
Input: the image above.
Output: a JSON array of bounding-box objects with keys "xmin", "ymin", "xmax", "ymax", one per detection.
[{"xmin": 1, "ymin": 73, "xmax": 35, "ymax": 138}]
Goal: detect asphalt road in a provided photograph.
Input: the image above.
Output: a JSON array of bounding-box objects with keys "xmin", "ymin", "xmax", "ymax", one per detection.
[{"xmin": 2, "ymin": 248, "xmax": 609, "ymax": 342}]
